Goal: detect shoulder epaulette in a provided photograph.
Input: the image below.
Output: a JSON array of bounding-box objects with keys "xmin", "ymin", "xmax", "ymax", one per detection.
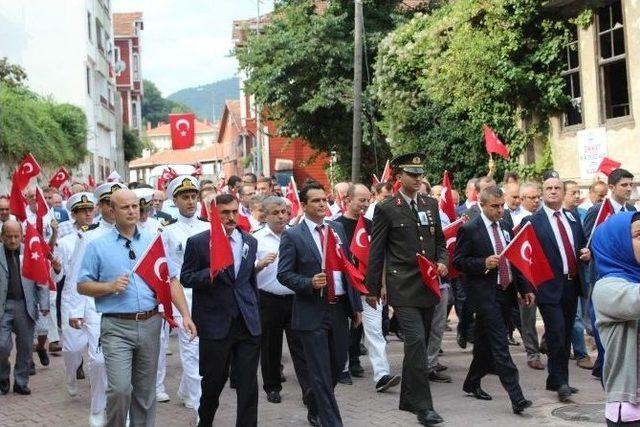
[
  {"xmin": 162, "ymin": 217, "xmax": 178, "ymax": 227},
  {"xmin": 81, "ymin": 223, "xmax": 100, "ymax": 232},
  {"xmin": 198, "ymin": 217, "xmax": 209, "ymax": 222},
  {"xmin": 251, "ymin": 226, "xmax": 265, "ymax": 234}
]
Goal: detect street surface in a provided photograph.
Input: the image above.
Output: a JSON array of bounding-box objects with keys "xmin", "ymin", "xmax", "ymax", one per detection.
[{"xmin": 0, "ymin": 319, "xmax": 604, "ymax": 426}]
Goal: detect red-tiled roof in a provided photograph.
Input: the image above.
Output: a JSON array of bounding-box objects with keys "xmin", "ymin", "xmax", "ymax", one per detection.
[
  {"xmin": 129, "ymin": 145, "xmax": 222, "ymax": 168},
  {"xmin": 114, "ymin": 12, "xmax": 143, "ymax": 38},
  {"xmin": 145, "ymin": 119, "xmax": 216, "ymax": 137}
]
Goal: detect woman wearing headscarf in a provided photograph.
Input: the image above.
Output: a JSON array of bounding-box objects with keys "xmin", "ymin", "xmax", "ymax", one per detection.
[{"xmin": 592, "ymin": 212, "xmax": 640, "ymax": 426}]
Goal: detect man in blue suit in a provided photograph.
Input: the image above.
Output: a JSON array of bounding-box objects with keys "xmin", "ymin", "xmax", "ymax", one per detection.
[
  {"xmin": 520, "ymin": 172, "xmax": 591, "ymax": 402},
  {"xmin": 181, "ymin": 193, "xmax": 261, "ymax": 427},
  {"xmin": 277, "ymin": 181, "xmax": 363, "ymax": 427}
]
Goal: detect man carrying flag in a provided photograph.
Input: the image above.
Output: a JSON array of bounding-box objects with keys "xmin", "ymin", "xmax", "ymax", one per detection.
[
  {"xmin": 365, "ymin": 153, "xmax": 448, "ymax": 427},
  {"xmin": 181, "ymin": 193, "xmax": 260, "ymax": 427},
  {"xmin": 453, "ymin": 186, "xmax": 534, "ymax": 414}
]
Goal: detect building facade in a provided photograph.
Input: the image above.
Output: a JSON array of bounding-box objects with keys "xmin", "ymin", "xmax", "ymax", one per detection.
[
  {"xmin": 0, "ymin": 0, "xmax": 124, "ymax": 182},
  {"xmin": 113, "ymin": 12, "xmax": 144, "ymax": 132}
]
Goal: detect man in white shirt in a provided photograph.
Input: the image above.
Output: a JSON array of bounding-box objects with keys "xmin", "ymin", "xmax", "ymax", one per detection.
[{"xmin": 254, "ymin": 196, "xmax": 311, "ymax": 405}]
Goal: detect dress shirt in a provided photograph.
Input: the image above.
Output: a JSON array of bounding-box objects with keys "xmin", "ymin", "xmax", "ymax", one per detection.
[
  {"xmin": 398, "ymin": 190, "xmax": 418, "ymax": 207},
  {"xmin": 465, "ymin": 200, "xmax": 476, "ymax": 209},
  {"xmin": 248, "ymin": 216, "xmax": 263, "ymax": 232},
  {"xmin": 57, "ymin": 218, "xmax": 77, "ymax": 239},
  {"xmin": 610, "ymin": 198, "xmax": 629, "ymax": 213},
  {"xmin": 303, "ymin": 217, "xmax": 345, "ymax": 295},
  {"xmin": 364, "ymin": 202, "xmax": 376, "ymax": 220},
  {"xmin": 510, "ymin": 207, "xmax": 531, "ymax": 228},
  {"xmin": 138, "ymin": 217, "xmax": 161, "ymax": 234},
  {"xmin": 480, "ymin": 212, "xmax": 512, "ymax": 285},
  {"xmin": 228, "ymin": 228, "xmax": 243, "ymax": 277},
  {"xmin": 162, "ymin": 213, "xmax": 209, "ymax": 279},
  {"xmin": 254, "ymin": 225, "xmax": 294, "ymax": 295},
  {"xmin": 542, "ymin": 204, "xmax": 575, "ymax": 275},
  {"xmin": 161, "ymin": 199, "xmax": 180, "ymax": 220},
  {"xmin": 78, "ymin": 226, "xmax": 157, "ymax": 314}
]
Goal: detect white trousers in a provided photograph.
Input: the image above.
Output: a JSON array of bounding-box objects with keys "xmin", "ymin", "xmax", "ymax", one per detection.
[
  {"xmin": 177, "ymin": 318, "xmax": 201, "ymax": 406},
  {"xmin": 35, "ymin": 291, "xmax": 60, "ymax": 342},
  {"xmin": 61, "ymin": 305, "xmax": 107, "ymax": 415},
  {"xmin": 360, "ymin": 296, "xmax": 390, "ymax": 383},
  {"xmin": 156, "ymin": 320, "xmax": 169, "ymax": 394}
]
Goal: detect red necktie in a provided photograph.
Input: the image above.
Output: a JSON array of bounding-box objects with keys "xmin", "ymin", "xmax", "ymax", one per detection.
[
  {"xmin": 553, "ymin": 211, "xmax": 577, "ymax": 277},
  {"xmin": 491, "ymin": 223, "xmax": 511, "ymax": 289},
  {"xmin": 316, "ymin": 224, "xmax": 336, "ymax": 303}
]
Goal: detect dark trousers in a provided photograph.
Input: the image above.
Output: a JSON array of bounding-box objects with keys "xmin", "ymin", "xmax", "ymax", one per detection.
[
  {"xmin": 348, "ymin": 323, "xmax": 363, "ymax": 368},
  {"xmin": 454, "ymin": 279, "xmax": 475, "ymax": 340},
  {"xmin": 56, "ymin": 279, "xmax": 64, "ymax": 329},
  {"xmin": 198, "ymin": 317, "xmax": 260, "ymax": 427},
  {"xmin": 394, "ymin": 305, "xmax": 435, "ymax": 412},
  {"xmin": 464, "ymin": 289, "xmax": 524, "ymax": 403},
  {"xmin": 259, "ymin": 291, "xmax": 310, "ymax": 398},
  {"xmin": 537, "ymin": 279, "xmax": 578, "ymax": 390},
  {"xmin": 298, "ymin": 297, "xmax": 350, "ymax": 427},
  {"xmin": 0, "ymin": 299, "xmax": 34, "ymax": 388}
]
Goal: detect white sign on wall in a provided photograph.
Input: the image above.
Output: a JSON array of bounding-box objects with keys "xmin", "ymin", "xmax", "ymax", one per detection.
[{"xmin": 577, "ymin": 128, "xmax": 607, "ymax": 180}]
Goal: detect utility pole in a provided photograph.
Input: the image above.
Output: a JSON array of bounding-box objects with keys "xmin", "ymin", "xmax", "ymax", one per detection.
[
  {"xmin": 253, "ymin": 0, "xmax": 263, "ymax": 177},
  {"xmin": 351, "ymin": 0, "xmax": 363, "ymax": 183}
]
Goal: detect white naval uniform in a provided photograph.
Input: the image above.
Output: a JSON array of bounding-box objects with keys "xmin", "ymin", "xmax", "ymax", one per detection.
[
  {"xmin": 55, "ymin": 220, "xmax": 112, "ymax": 416},
  {"xmin": 161, "ymin": 213, "xmax": 209, "ymax": 408}
]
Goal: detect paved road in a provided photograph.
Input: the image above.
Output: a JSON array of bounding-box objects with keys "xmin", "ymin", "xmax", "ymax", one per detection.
[{"xmin": 0, "ymin": 321, "xmax": 605, "ymax": 426}]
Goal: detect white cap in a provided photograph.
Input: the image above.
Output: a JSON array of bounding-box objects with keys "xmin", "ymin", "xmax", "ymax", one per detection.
[
  {"xmin": 94, "ymin": 182, "xmax": 127, "ymax": 202},
  {"xmin": 133, "ymin": 188, "xmax": 155, "ymax": 207},
  {"xmin": 166, "ymin": 175, "xmax": 200, "ymax": 198},
  {"xmin": 66, "ymin": 192, "xmax": 97, "ymax": 212}
]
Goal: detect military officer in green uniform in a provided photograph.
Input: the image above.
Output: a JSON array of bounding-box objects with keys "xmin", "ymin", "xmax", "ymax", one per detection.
[{"xmin": 365, "ymin": 153, "xmax": 448, "ymax": 426}]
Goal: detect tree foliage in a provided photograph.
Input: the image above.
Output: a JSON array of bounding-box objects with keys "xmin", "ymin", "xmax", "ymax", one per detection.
[
  {"xmin": 373, "ymin": 0, "xmax": 573, "ymax": 189},
  {"xmin": 123, "ymin": 125, "xmax": 143, "ymax": 162},
  {"xmin": 236, "ymin": 0, "xmax": 413, "ymax": 180},
  {"xmin": 0, "ymin": 57, "xmax": 27, "ymax": 88},
  {"xmin": 141, "ymin": 79, "xmax": 191, "ymax": 126}
]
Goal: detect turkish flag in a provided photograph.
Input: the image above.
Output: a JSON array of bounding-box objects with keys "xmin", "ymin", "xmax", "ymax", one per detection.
[
  {"xmin": 324, "ymin": 227, "xmax": 368, "ymax": 295},
  {"xmin": 170, "ymin": 113, "xmax": 196, "ymax": 150},
  {"xmin": 14, "ymin": 153, "xmax": 41, "ymax": 189},
  {"xmin": 209, "ymin": 200, "xmax": 234, "ymax": 279},
  {"xmin": 439, "ymin": 171, "xmax": 456, "ymax": 222},
  {"xmin": 596, "ymin": 157, "xmax": 621, "ymax": 176},
  {"xmin": 483, "ymin": 125, "xmax": 509, "ymax": 159},
  {"xmin": 236, "ymin": 212, "xmax": 251, "ymax": 233},
  {"xmin": 9, "ymin": 172, "xmax": 27, "ymax": 222},
  {"xmin": 62, "ymin": 186, "xmax": 72, "ymax": 200},
  {"xmin": 199, "ymin": 202, "xmax": 208, "ymax": 220},
  {"xmin": 392, "ymin": 180, "xmax": 402, "ymax": 194},
  {"xmin": 349, "ymin": 214, "xmax": 370, "ymax": 270},
  {"xmin": 503, "ymin": 222, "xmax": 554, "ymax": 289},
  {"xmin": 49, "ymin": 167, "xmax": 70, "ymax": 189},
  {"xmin": 133, "ymin": 234, "xmax": 177, "ymax": 328},
  {"xmin": 587, "ymin": 198, "xmax": 615, "ymax": 241},
  {"xmin": 443, "ymin": 216, "xmax": 468, "ymax": 279},
  {"xmin": 22, "ymin": 223, "xmax": 50, "ymax": 284},
  {"xmin": 88, "ymin": 174, "xmax": 96, "ymax": 189},
  {"xmin": 35, "ymin": 186, "xmax": 49, "ymax": 236},
  {"xmin": 286, "ymin": 177, "xmax": 301, "ymax": 217},
  {"xmin": 380, "ymin": 160, "xmax": 392, "ymax": 183},
  {"xmin": 417, "ymin": 253, "xmax": 441, "ymax": 299}
]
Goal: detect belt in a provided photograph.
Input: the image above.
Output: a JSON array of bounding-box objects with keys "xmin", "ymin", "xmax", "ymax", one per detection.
[
  {"xmin": 102, "ymin": 308, "xmax": 158, "ymax": 321},
  {"xmin": 564, "ymin": 274, "xmax": 576, "ymax": 282}
]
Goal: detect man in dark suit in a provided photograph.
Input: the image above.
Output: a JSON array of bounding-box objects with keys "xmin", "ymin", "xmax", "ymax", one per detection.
[
  {"xmin": 365, "ymin": 153, "xmax": 448, "ymax": 426},
  {"xmin": 277, "ymin": 181, "xmax": 363, "ymax": 427},
  {"xmin": 455, "ymin": 178, "xmax": 479, "ymax": 218},
  {"xmin": 181, "ymin": 193, "xmax": 261, "ymax": 427},
  {"xmin": 453, "ymin": 186, "xmax": 534, "ymax": 414},
  {"xmin": 521, "ymin": 172, "xmax": 591, "ymax": 402}
]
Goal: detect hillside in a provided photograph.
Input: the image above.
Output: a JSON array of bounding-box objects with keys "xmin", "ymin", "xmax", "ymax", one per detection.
[{"xmin": 167, "ymin": 77, "xmax": 240, "ymax": 122}]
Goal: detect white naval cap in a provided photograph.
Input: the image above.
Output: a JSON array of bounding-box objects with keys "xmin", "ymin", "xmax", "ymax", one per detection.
[
  {"xmin": 133, "ymin": 187, "xmax": 155, "ymax": 208},
  {"xmin": 94, "ymin": 182, "xmax": 127, "ymax": 202},
  {"xmin": 166, "ymin": 175, "xmax": 200, "ymax": 198},
  {"xmin": 66, "ymin": 192, "xmax": 97, "ymax": 212}
]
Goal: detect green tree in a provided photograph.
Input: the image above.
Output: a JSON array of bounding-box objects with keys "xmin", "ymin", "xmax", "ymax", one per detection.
[
  {"xmin": 235, "ymin": 0, "xmax": 413, "ymax": 181},
  {"xmin": 0, "ymin": 57, "xmax": 27, "ymax": 88},
  {"xmin": 123, "ymin": 125, "xmax": 143, "ymax": 161},
  {"xmin": 373, "ymin": 0, "xmax": 574, "ymax": 188},
  {"xmin": 142, "ymin": 79, "xmax": 191, "ymax": 126}
]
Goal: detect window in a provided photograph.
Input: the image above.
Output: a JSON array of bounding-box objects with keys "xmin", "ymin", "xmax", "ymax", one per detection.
[
  {"xmin": 86, "ymin": 66, "xmax": 91, "ymax": 95},
  {"xmin": 87, "ymin": 12, "xmax": 92, "ymax": 41},
  {"xmin": 597, "ymin": 1, "xmax": 630, "ymax": 119},
  {"xmin": 96, "ymin": 19, "xmax": 104, "ymax": 52},
  {"xmin": 561, "ymin": 25, "xmax": 582, "ymax": 126},
  {"xmin": 131, "ymin": 101, "xmax": 139, "ymax": 128},
  {"xmin": 132, "ymin": 53, "xmax": 140, "ymax": 81}
]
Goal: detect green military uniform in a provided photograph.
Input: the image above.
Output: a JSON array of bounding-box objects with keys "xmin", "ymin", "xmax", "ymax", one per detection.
[{"xmin": 365, "ymin": 153, "xmax": 447, "ymax": 418}]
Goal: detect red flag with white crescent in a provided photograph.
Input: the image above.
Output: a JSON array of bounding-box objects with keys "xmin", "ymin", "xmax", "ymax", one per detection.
[
  {"xmin": 596, "ymin": 157, "xmax": 621, "ymax": 176},
  {"xmin": 443, "ymin": 216, "xmax": 468, "ymax": 278},
  {"xmin": 483, "ymin": 125, "xmax": 509, "ymax": 159},
  {"xmin": 349, "ymin": 214, "xmax": 370, "ymax": 271},
  {"xmin": 22, "ymin": 223, "xmax": 50, "ymax": 284},
  {"xmin": 133, "ymin": 234, "xmax": 177, "ymax": 327},
  {"xmin": 15, "ymin": 153, "xmax": 41, "ymax": 190},
  {"xmin": 49, "ymin": 167, "xmax": 70, "ymax": 189},
  {"xmin": 9, "ymin": 171, "xmax": 27, "ymax": 222},
  {"xmin": 170, "ymin": 113, "xmax": 196, "ymax": 150},
  {"xmin": 286, "ymin": 176, "xmax": 301, "ymax": 217},
  {"xmin": 380, "ymin": 160, "xmax": 392, "ymax": 183},
  {"xmin": 324, "ymin": 227, "xmax": 368, "ymax": 295},
  {"xmin": 503, "ymin": 223, "xmax": 554, "ymax": 289},
  {"xmin": 439, "ymin": 171, "xmax": 456, "ymax": 222}
]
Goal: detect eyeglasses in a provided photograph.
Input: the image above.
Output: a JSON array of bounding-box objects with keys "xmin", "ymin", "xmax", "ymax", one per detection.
[{"xmin": 124, "ymin": 239, "xmax": 136, "ymax": 260}]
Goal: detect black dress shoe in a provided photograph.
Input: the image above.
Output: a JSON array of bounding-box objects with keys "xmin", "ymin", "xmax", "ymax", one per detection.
[
  {"xmin": 546, "ymin": 384, "xmax": 579, "ymax": 393},
  {"xmin": 512, "ymin": 398, "xmax": 532, "ymax": 414},
  {"xmin": 13, "ymin": 384, "xmax": 31, "ymax": 395},
  {"xmin": 307, "ymin": 412, "xmax": 321, "ymax": 427},
  {"xmin": 456, "ymin": 332, "xmax": 467, "ymax": 349},
  {"xmin": 350, "ymin": 364, "xmax": 365, "ymax": 378},
  {"xmin": 266, "ymin": 390, "xmax": 281, "ymax": 404},
  {"xmin": 557, "ymin": 384, "xmax": 572, "ymax": 402},
  {"xmin": 428, "ymin": 371, "xmax": 452, "ymax": 383},
  {"xmin": 76, "ymin": 361, "xmax": 85, "ymax": 380},
  {"xmin": 0, "ymin": 379, "xmax": 9, "ymax": 395},
  {"xmin": 36, "ymin": 348, "xmax": 49, "ymax": 366},
  {"xmin": 375, "ymin": 374, "xmax": 401, "ymax": 392},
  {"xmin": 464, "ymin": 387, "xmax": 492, "ymax": 400},
  {"xmin": 338, "ymin": 371, "xmax": 352, "ymax": 385},
  {"xmin": 417, "ymin": 409, "xmax": 444, "ymax": 426}
]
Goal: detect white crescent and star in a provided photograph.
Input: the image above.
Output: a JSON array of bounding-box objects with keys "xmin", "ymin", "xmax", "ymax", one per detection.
[
  {"xmin": 354, "ymin": 228, "xmax": 369, "ymax": 248},
  {"xmin": 520, "ymin": 241, "xmax": 533, "ymax": 265},
  {"xmin": 446, "ymin": 236, "xmax": 456, "ymax": 249},
  {"xmin": 176, "ymin": 119, "xmax": 191, "ymax": 137},
  {"xmin": 55, "ymin": 171, "xmax": 66, "ymax": 181},
  {"xmin": 28, "ymin": 236, "xmax": 39, "ymax": 251},
  {"xmin": 153, "ymin": 257, "xmax": 168, "ymax": 281},
  {"xmin": 22, "ymin": 163, "xmax": 34, "ymax": 174}
]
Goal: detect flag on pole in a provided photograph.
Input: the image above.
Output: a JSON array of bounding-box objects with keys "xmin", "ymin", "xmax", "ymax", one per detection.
[
  {"xmin": 349, "ymin": 214, "xmax": 370, "ymax": 274},
  {"xmin": 503, "ymin": 222, "xmax": 554, "ymax": 289},
  {"xmin": 14, "ymin": 153, "xmax": 41, "ymax": 189},
  {"xmin": 9, "ymin": 171, "xmax": 27, "ymax": 222},
  {"xmin": 22, "ymin": 223, "xmax": 50, "ymax": 284},
  {"xmin": 596, "ymin": 157, "xmax": 621, "ymax": 176},
  {"xmin": 133, "ymin": 234, "xmax": 177, "ymax": 327},
  {"xmin": 442, "ymin": 216, "xmax": 468, "ymax": 278},
  {"xmin": 483, "ymin": 125, "xmax": 509, "ymax": 159},
  {"xmin": 324, "ymin": 227, "xmax": 368, "ymax": 294},
  {"xmin": 439, "ymin": 171, "xmax": 456, "ymax": 223},
  {"xmin": 380, "ymin": 160, "xmax": 392, "ymax": 183},
  {"xmin": 417, "ymin": 254, "xmax": 441, "ymax": 299},
  {"xmin": 35, "ymin": 186, "xmax": 49, "ymax": 236},
  {"xmin": 49, "ymin": 167, "xmax": 70, "ymax": 189},
  {"xmin": 286, "ymin": 176, "xmax": 301, "ymax": 217},
  {"xmin": 170, "ymin": 113, "xmax": 196, "ymax": 150},
  {"xmin": 209, "ymin": 200, "xmax": 234, "ymax": 279},
  {"xmin": 586, "ymin": 198, "xmax": 615, "ymax": 247}
]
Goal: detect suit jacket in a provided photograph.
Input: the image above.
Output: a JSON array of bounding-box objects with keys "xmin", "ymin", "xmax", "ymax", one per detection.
[
  {"xmin": 180, "ymin": 229, "xmax": 261, "ymax": 340},
  {"xmin": 276, "ymin": 219, "xmax": 363, "ymax": 332},
  {"xmin": 365, "ymin": 193, "xmax": 447, "ymax": 308},
  {"xmin": 0, "ymin": 244, "xmax": 49, "ymax": 321},
  {"xmin": 522, "ymin": 207, "xmax": 587, "ymax": 304},
  {"xmin": 452, "ymin": 215, "xmax": 531, "ymax": 312}
]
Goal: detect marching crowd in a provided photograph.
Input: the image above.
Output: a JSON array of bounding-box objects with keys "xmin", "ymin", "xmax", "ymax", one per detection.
[{"xmin": 0, "ymin": 152, "xmax": 639, "ymax": 427}]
